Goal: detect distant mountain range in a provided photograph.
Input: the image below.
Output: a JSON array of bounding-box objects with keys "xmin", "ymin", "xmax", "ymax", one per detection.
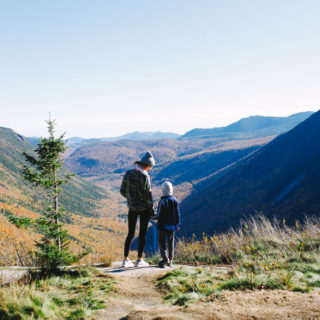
[
  {"xmin": 64, "ymin": 131, "xmax": 181, "ymax": 147},
  {"xmin": 27, "ymin": 132, "xmax": 181, "ymax": 150},
  {"xmin": 181, "ymin": 112, "xmax": 314, "ymax": 139},
  {"xmin": 180, "ymin": 110, "xmax": 320, "ymax": 235},
  {"xmin": 29, "ymin": 112, "xmax": 313, "ymax": 148},
  {"xmin": 111, "ymin": 131, "xmax": 181, "ymax": 141},
  {"xmin": 63, "ymin": 112, "xmax": 313, "ymax": 183}
]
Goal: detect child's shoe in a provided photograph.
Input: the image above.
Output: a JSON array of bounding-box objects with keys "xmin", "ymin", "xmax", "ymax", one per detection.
[
  {"xmin": 168, "ymin": 259, "xmax": 173, "ymax": 267},
  {"xmin": 135, "ymin": 259, "xmax": 149, "ymax": 267},
  {"xmin": 158, "ymin": 258, "xmax": 169, "ymax": 267},
  {"xmin": 122, "ymin": 260, "xmax": 134, "ymax": 268}
]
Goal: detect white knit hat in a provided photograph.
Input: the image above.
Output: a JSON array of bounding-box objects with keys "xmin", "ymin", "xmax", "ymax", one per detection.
[{"xmin": 162, "ymin": 181, "xmax": 173, "ymax": 196}]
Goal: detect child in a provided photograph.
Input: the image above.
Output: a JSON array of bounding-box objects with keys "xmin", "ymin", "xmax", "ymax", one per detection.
[
  {"xmin": 120, "ymin": 151, "xmax": 155, "ymax": 268},
  {"xmin": 156, "ymin": 181, "xmax": 181, "ymax": 267}
]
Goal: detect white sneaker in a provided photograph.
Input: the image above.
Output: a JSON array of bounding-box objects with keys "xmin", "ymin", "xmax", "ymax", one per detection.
[
  {"xmin": 122, "ymin": 260, "xmax": 134, "ymax": 268},
  {"xmin": 135, "ymin": 259, "xmax": 149, "ymax": 267}
]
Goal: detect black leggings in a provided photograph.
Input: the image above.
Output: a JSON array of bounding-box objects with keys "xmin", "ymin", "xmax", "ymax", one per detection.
[{"xmin": 124, "ymin": 210, "xmax": 150, "ymax": 258}]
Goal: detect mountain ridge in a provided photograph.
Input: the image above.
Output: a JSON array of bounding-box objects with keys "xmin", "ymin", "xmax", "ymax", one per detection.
[
  {"xmin": 25, "ymin": 112, "xmax": 313, "ymax": 147},
  {"xmin": 181, "ymin": 111, "xmax": 314, "ymax": 139},
  {"xmin": 64, "ymin": 131, "xmax": 181, "ymax": 146}
]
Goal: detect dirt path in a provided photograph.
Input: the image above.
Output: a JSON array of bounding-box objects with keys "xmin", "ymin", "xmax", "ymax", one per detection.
[
  {"xmin": 96, "ymin": 273, "xmax": 194, "ymax": 320},
  {"xmin": 96, "ymin": 262, "xmax": 202, "ymax": 320},
  {"xmin": 95, "ymin": 262, "xmax": 320, "ymax": 320}
]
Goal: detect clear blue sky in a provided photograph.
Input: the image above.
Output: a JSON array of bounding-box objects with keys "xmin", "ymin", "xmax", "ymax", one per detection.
[{"xmin": 1, "ymin": 0, "xmax": 319, "ymax": 138}]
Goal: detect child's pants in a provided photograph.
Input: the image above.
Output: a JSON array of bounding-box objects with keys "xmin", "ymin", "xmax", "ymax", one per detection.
[{"xmin": 158, "ymin": 230, "xmax": 175, "ymax": 260}]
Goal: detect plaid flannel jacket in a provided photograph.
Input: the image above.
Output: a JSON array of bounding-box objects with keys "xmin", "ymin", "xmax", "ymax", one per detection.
[{"xmin": 120, "ymin": 169, "xmax": 154, "ymax": 213}]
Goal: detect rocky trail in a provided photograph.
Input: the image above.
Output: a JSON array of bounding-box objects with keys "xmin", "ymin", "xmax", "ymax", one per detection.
[{"xmin": 95, "ymin": 262, "xmax": 320, "ymax": 320}]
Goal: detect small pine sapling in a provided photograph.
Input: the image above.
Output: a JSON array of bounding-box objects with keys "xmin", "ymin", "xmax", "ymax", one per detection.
[{"xmin": 7, "ymin": 118, "xmax": 88, "ymax": 274}]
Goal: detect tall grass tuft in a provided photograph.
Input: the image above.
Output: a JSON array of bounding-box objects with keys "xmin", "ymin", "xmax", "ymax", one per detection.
[{"xmin": 176, "ymin": 214, "xmax": 320, "ymax": 267}]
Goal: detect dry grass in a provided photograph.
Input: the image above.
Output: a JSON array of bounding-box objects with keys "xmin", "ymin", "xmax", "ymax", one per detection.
[
  {"xmin": 176, "ymin": 215, "xmax": 320, "ymax": 265},
  {"xmin": 165, "ymin": 215, "xmax": 320, "ymax": 305}
]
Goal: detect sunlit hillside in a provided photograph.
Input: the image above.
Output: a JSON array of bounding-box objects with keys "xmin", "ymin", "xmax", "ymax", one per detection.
[{"xmin": 0, "ymin": 127, "xmax": 127, "ymax": 265}]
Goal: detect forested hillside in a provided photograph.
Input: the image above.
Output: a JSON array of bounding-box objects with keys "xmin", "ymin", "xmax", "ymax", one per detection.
[
  {"xmin": 0, "ymin": 127, "xmax": 126, "ymax": 265},
  {"xmin": 0, "ymin": 126, "xmax": 107, "ymax": 217},
  {"xmin": 64, "ymin": 135, "xmax": 272, "ymax": 182}
]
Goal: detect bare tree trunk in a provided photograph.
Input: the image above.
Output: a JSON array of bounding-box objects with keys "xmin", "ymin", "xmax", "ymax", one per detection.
[{"xmin": 53, "ymin": 167, "xmax": 61, "ymax": 251}]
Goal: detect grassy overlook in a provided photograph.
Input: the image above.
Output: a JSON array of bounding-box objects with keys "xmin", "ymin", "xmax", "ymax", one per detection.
[
  {"xmin": 168, "ymin": 216, "xmax": 320, "ymax": 304},
  {"xmin": 1, "ymin": 215, "xmax": 319, "ymax": 319}
]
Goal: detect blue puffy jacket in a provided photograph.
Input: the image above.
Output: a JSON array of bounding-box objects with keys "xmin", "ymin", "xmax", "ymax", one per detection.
[{"xmin": 157, "ymin": 195, "xmax": 181, "ymax": 231}]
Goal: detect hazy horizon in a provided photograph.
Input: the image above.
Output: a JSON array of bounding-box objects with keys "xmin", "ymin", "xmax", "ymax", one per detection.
[{"xmin": 3, "ymin": 109, "xmax": 314, "ymax": 139}]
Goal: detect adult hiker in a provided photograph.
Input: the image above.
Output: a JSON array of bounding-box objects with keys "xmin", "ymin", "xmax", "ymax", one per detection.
[{"xmin": 120, "ymin": 151, "xmax": 156, "ymax": 267}]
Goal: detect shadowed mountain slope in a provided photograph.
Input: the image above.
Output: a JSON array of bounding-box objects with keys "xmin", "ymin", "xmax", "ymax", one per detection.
[
  {"xmin": 180, "ymin": 110, "xmax": 320, "ymax": 236},
  {"xmin": 152, "ymin": 146, "xmax": 262, "ymax": 186}
]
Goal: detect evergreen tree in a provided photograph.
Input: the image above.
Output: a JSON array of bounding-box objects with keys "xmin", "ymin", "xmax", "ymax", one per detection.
[{"xmin": 8, "ymin": 118, "xmax": 87, "ymax": 274}]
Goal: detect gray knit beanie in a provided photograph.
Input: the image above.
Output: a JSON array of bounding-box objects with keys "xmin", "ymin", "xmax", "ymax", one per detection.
[
  {"xmin": 162, "ymin": 181, "xmax": 173, "ymax": 196},
  {"xmin": 135, "ymin": 151, "xmax": 156, "ymax": 167}
]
